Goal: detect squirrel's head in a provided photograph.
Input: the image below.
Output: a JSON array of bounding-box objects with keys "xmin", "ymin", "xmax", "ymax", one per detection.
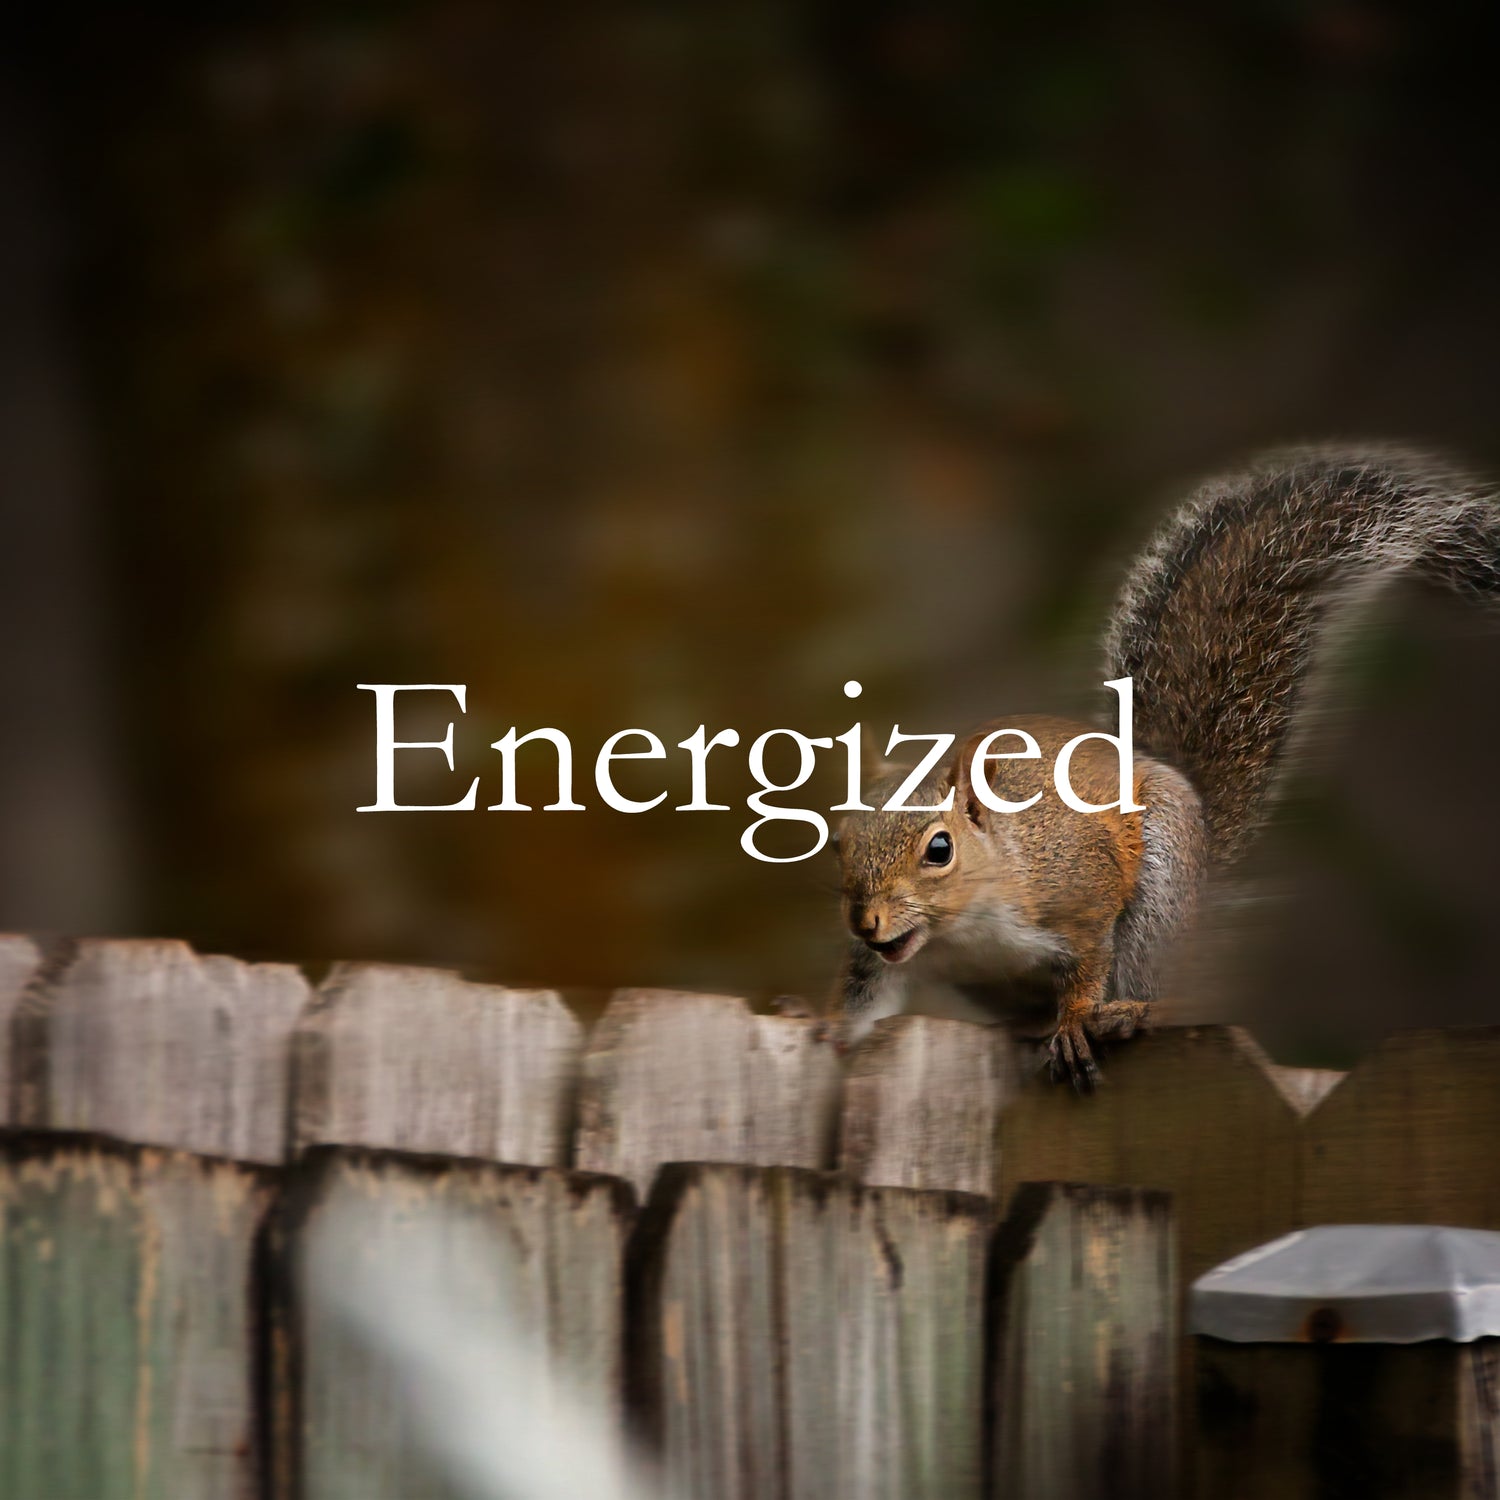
[{"xmin": 832, "ymin": 735, "xmax": 1009, "ymax": 966}]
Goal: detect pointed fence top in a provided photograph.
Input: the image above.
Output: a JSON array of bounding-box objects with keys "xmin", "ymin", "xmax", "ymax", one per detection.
[{"xmin": 1192, "ymin": 1224, "xmax": 1500, "ymax": 1344}]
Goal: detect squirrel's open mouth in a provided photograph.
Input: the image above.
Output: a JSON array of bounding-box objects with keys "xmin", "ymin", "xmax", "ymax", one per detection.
[{"xmin": 869, "ymin": 927, "xmax": 924, "ymax": 964}]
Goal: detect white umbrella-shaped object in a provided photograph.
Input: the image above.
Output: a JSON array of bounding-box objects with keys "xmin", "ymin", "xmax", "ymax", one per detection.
[{"xmin": 1192, "ymin": 1224, "xmax": 1500, "ymax": 1344}]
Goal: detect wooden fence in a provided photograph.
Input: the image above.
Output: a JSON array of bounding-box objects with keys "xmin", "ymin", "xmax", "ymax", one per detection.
[{"xmin": 3, "ymin": 934, "xmax": 1500, "ymax": 1497}]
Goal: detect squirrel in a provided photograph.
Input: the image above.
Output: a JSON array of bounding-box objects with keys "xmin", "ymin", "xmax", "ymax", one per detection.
[{"xmin": 828, "ymin": 445, "xmax": 1500, "ymax": 1088}]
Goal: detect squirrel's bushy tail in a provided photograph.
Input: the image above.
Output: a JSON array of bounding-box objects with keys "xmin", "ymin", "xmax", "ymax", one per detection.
[{"xmin": 1105, "ymin": 446, "xmax": 1500, "ymax": 866}]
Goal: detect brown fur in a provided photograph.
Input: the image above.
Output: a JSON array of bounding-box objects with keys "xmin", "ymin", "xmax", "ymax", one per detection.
[
  {"xmin": 1108, "ymin": 445, "xmax": 1500, "ymax": 863},
  {"xmin": 833, "ymin": 445, "xmax": 1496, "ymax": 1087},
  {"xmin": 834, "ymin": 715, "xmax": 1188, "ymax": 1087}
]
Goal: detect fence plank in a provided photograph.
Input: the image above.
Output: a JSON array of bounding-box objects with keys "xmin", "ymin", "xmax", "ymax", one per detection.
[
  {"xmin": 0, "ymin": 1134, "xmax": 271, "ymax": 1500},
  {"xmin": 0, "ymin": 934, "xmax": 40, "ymax": 1123},
  {"xmin": 997, "ymin": 1027, "xmax": 1301, "ymax": 1288},
  {"xmin": 627, "ymin": 1163, "xmax": 782, "ymax": 1500},
  {"xmin": 11, "ymin": 937, "xmax": 307, "ymax": 1162},
  {"xmin": 782, "ymin": 1175, "xmax": 992, "ymax": 1500},
  {"xmin": 997, "ymin": 1026, "xmax": 1302, "ymax": 1496},
  {"xmin": 292, "ymin": 962, "xmax": 582, "ymax": 1164},
  {"xmin": 576, "ymin": 991, "xmax": 840, "ymax": 1197},
  {"xmin": 628, "ymin": 1163, "xmax": 992, "ymax": 1500},
  {"xmin": 271, "ymin": 1146, "xmax": 635, "ymax": 1500},
  {"xmin": 839, "ymin": 1016, "xmax": 1023, "ymax": 1194},
  {"xmin": 1301, "ymin": 1027, "xmax": 1500, "ymax": 1228},
  {"xmin": 990, "ymin": 1182, "xmax": 1177, "ymax": 1500},
  {"xmin": 1196, "ymin": 1341, "xmax": 1493, "ymax": 1500}
]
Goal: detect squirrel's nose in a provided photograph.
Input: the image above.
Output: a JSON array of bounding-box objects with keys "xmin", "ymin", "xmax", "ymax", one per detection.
[{"xmin": 850, "ymin": 906, "xmax": 884, "ymax": 942}]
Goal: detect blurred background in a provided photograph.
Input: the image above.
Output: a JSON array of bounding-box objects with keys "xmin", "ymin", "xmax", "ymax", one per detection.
[{"xmin": 3, "ymin": 2, "xmax": 1498, "ymax": 1057}]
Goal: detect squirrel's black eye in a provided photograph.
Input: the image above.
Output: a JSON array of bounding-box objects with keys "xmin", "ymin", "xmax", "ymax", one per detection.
[{"xmin": 923, "ymin": 830, "xmax": 954, "ymax": 867}]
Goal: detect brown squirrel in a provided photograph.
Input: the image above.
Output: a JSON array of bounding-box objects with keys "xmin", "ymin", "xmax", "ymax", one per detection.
[{"xmin": 830, "ymin": 446, "xmax": 1500, "ymax": 1087}]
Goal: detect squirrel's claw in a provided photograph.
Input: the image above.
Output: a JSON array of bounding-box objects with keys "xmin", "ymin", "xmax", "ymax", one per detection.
[
  {"xmin": 1046, "ymin": 999, "xmax": 1150, "ymax": 1090},
  {"xmin": 1047, "ymin": 1022, "xmax": 1101, "ymax": 1092}
]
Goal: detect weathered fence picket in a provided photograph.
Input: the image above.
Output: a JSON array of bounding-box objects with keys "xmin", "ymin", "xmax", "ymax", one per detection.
[
  {"xmin": 0, "ymin": 1133, "xmax": 271, "ymax": 1500},
  {"xmin": 997, "ymin": 1026, "xmax": 1303, "ymax": 1491},
  {"xmin": 1300, "ymin": 1027, "xmax": 1500, "ymax": 1229},
  {"xmin": 0, "ymin": 932, "xmax": 39, "ymax": 1124},
  {"xmin": 839, "ymin": 1015, "xmax": 1025, "ymax": 1195},
  {"xmin": 4, "ymin": 930, "xmax": 1500, "ymax": 1499},
  {"xmin": 779, "ymin": 1174, "xmax": 992, "ymax": 1500},
  {"xmin": 269, "ymin": 1147, "xmax": 636, "ymax": 1500},
  {"xmin": 11, "ymin": 938, "xmax": 306, "ymax": 1162},
  {"xmin": 989, "ymin": 1182, "xmax": 1176, "ymax": 1500},
  {"xmin": 575, "ymin": 990, "xmax": 840, "ymax": 1196},
  {"xmin": 1196, "ymin": 1338, "xmax": 1500, "ymax": 1500},
  {"xmin": 626, "ymin": 1164, "xmax": 784, "ymax": 1500},
  {"xmin": 292, "ymin": 962, "xmax": 582, "ymax": 1163},
  {"xmin": 628, "ymin": 1162, "xmax": 993, "ymax": 1500},
  {"xmin": 997, "ymin": 1027, "xmax": 1303, "ymax": 1285}
]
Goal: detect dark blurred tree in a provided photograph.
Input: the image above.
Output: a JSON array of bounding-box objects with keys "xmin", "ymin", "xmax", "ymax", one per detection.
[{"xmin": 5, "ymin": 1, "xmax": 1500, "ymax": 1043}]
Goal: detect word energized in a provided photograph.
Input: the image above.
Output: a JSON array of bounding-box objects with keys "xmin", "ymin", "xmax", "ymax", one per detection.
[{"xmin": 356, "ymin": 680, "xmax": 1141, "ymax": 863}]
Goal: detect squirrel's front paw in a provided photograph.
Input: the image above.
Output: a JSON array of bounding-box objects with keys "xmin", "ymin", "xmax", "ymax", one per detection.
[
  {"xmin": 1045, "ymin": 999, "xmax": 1150, "ymax": 1091},
  {"xmin": 1047, "ymin": 1022, "xmax": 1101, "ymax": 1092},
  {"xmin": 1087, "ymin": 997, "xmax": 1150, "ymax": 1041}
]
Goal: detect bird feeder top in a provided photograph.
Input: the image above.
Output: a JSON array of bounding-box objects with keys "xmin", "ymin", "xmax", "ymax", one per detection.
[{"xmin": 1191, "ymin": 1224, "xmax": 1500, "ymax": 1344}]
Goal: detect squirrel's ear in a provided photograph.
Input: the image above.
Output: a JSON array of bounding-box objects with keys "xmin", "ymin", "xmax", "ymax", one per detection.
[{"xmin": 950, "ymin": 733, "xmax": 987, "ymax": 829}]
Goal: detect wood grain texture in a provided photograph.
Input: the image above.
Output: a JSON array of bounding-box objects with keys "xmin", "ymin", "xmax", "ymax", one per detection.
[
  {"xmin": 997, "ymin": 1026, "xmax": 1302, "ymax": 1496},
  {"xmin": 1300, "ymin": 1027, "xmax": 1500, "ymax": 1229},
  {"xmin": 0, "ymin": 1133, "xmax": 271, "ymax": 1500},
  {"xmin": 271, "ymin": 1146, "xmax": 635, "ymax": 1500},
  {"xmin": 839, "ymin": 1015, "xmax": 1024, "ymax": 1194},
  {"xmin": 575, "ymin": 991, "xmax": 840, "ymax": 1197},
  {"xmin": 627, "ymin": 1164, "xmax": 783, "ymax": 1500},
  {"xmin": 628, "ymin": 1163, "xmax": 992, "ymax": 1500},
  {"xmin": 1458, "ymin": 1341, "xmax": 1500, "ymax": 1500},
  {"xmin": 997, "ymin": 1027, "xmax": 1302, "ymax": 1287},
  {"xmin": 0, "ymin": 933, "xmax": 40, "ymax": 1124},
  {"xmin": 990, "ymin": 1182, "xmax": 1177, "ymax": 1500},
  {"xmin": 11, "ymin": 937, "xmax": 307, "ymax": 1161},
  {"xmin": 780, "ymin": 1173, "xmax": 993, "ymax": 1500},
  {"xmin": 1196, "ymin": 1340, "xmax": 1498, "ymax": 1500},
  {"xmin": 293, "ymin": 961, "xmax": 582, "ymax": 1163}
]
